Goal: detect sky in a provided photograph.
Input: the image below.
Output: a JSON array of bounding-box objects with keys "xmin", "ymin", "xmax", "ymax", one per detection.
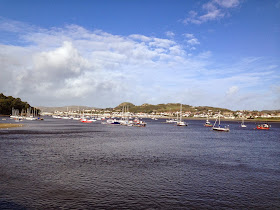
[{"xmin": 0, "ymin": 0, "xmax": 279, "ymax": 110}]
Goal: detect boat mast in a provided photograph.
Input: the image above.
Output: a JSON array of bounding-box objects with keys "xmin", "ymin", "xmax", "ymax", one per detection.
[
  {"xmin": 180, "ymin": 104, "xmax": 182, "ymax": 122},
  {"xmin": 218, "ymin": 111, "xmax": 221, "ymax": 126}
]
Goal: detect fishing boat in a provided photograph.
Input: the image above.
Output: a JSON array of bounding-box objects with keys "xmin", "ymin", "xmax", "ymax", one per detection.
[
  {"xmin": 212, "ymin": 112, "xmax": 229, "ymax": 132},
  {"xmin": 204, "ymin": 113, "xmax": 212, "ymax": 127},
  {"xmin": 256, "ymin": 123, "xmax": 270, "ymax": 130},
  {"xmin": 132, "ymin": 118, "xmax": 146, "ymax": 127},
  {"xmin": 177, "ymin": 104, "xmax": 187, "ymax": 126},
  {"xmin": 204, "ymin": 119, "xmax": 213, "ymax": 127}
]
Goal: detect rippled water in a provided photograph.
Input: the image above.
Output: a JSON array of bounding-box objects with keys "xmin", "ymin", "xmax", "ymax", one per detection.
[{"xmin": 1, "ymin": 117, "xmax": 280, "ymax": 209}]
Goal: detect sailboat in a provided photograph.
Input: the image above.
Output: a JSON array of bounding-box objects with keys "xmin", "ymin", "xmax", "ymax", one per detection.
[
  {"xmin": 241, "ymin": 116, "xmax": 247, "ymax": 128},
  {"xmin": 177, "ymin": 104, "xmax": 187, "ymax": 126},
  {"xmin": 212, "ymin": 112, "xmax": 229, "ymax": 132},
  {"xmin": 80, "ymin": 109, "xmax": 93, "ymax": 123},
  {"xmin": 166, "ymin": 109, "xmax": 177, "ymax": 123}
]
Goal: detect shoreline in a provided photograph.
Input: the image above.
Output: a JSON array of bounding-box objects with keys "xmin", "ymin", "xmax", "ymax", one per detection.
[{"xmin": 172, "ymin": 117, "xmax": 280, "ymax": 123}]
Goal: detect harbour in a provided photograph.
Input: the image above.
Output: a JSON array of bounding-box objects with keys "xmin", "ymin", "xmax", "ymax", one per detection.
[{"xmin": 1, "ymin": 117, "xmax": 279, "ymax": 209}]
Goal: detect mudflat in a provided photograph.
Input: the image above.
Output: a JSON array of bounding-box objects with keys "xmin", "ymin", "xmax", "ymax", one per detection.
[{"xmin": 0, "ymin": 123, "xmax": 23, "ymax": 129}]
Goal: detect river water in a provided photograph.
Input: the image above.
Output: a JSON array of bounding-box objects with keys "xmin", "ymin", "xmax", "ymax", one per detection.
[{"xmin": 0, "ymin": 117, "xmax": 279, "ymax": 209}]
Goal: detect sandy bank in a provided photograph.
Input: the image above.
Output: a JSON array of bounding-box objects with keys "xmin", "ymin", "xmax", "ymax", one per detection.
[{"xmin": 0, "ymin": 123, "xmax": 24, "ymax": 129}]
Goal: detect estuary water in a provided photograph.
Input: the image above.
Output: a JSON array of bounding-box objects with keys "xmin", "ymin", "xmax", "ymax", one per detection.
[{"xmin": 0, "ymin": 117, "xmax": 279, "ymax": 209}]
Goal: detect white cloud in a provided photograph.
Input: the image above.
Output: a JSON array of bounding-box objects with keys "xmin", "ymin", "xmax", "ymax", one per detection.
[
  {"xmin": 0, "ymin": 19, "xmax": 279, "ymax": 110},
  {"xmin": 187, "ymin": 38, "xmax": 200, "ymax": 45},
  {"xmin": 183, "ymin": 0, "xmax": 240, "ymax": 24},
  {"xmin": 214, "ymin": 0, "xmax": 240, "ymax": 8},
  {"xmin": 165, "ymin": 31, "xmax": 175, "ymax": 38},
  {"xmin": 184, "ymin": 33, "xmax": 194, "ymax": 39},
  {"xmin": 184, "ymin": 33, "xmax": 200, "ymax": 48},
  {"xmin": 226, "ymin": 86, "xmax": 239, "ymax": 95}
]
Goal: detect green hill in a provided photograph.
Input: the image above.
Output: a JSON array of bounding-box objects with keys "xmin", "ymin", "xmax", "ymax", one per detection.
[{"xmin": 113, "ymin": 102, "xmax": 231, "ymax": 114}]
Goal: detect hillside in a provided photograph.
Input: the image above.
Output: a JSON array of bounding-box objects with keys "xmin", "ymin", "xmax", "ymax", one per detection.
[
  {"xmin": 113, "ymin": 102, "xmax": 231, "ymax": 113},
  {"xmin": 0, "ymin": 93, "xmax": 31, "ymax": 115}
]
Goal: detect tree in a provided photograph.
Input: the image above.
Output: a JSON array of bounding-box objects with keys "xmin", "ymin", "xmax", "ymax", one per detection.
[{"xmin": 0, "ymin": 93, "xmax": 32, "ymax": 115}]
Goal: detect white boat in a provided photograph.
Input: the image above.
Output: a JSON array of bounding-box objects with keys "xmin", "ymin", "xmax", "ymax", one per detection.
[
  {"xmin": 25, "ymin": 116, "xmax": 37, "ymax": 121},
  {"xmin": 177, "ymin": 104, "xmax": 187, "ymax": 126},
  {"xmin": 52, "ymin": 115, "xmax": 62, "ymax": 119},
  {"xmin": 212, "ymin": 112, "xmax": 229, "ymax": 132},
  {"xmin": 166, "ymin": 119, "xmax": 177, "ymax": 123},
  {"xmin": 106, "ymin": 119, "xmax": 121, "ymax": 125},
  {"xmin": 61, "ymin": 116, "xmax": 70, "ymax": 119},
  {"xmin": 241, "ymin": 117, "xmax": 247, "ymax": 128}
]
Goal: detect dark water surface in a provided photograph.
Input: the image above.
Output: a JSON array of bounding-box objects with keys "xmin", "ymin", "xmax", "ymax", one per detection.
[{"xmin": 1, "ymin": 117, "xmax": 280, "ymax": 209}]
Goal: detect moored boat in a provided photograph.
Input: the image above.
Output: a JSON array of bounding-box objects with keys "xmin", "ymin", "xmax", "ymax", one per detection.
[
  {"xmin": 166, "ymin": 119, "xmax": 177, "ymax": 123},
  {"xmin": 204, "ymin": 112, "xmax": 212, "ymax": 127},
  {"xmin": 241, "ymin": 116, "xmax": 247, "ymax": 128},
  {"xmin": 256, "ymin": 123, "xmax": 270, "ymax": 130},
  {"xmin": 204, "ymin": 120, "xmax": 213, "ymax": 127},
  {"xmin": 80, "ymin": 118, "xmax": 93, "ymax": 123},
  {"xmin": 212, "ymin": 112, "xmax": 229, "ymax": 132},
  {"xmin": 177, "ymin": 104, "xmax": 187, "ymax": 126}
]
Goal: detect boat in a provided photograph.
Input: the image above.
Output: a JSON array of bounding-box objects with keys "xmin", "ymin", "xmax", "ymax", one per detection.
[
  {"xmin": 80, "ymin": 118, "xmax": 93, "ymax": 123},
  {"xmin": 132, "ymin": 118, "xmax": 146, "ymax": 127},
  {"xmin": 166, "ymin": 119, "xmax": 177, "ymax": 123},
  {"xmin": 72, "ymin": 117, "xmax": 81, "ymax": 120},
  {"xmin": 80, "ymin": 109, "xmax": 92, "ymax": 123},
  {"xmin": 204, "ymin": 119, "xmax": 213, "ymax": 127},
  {"xmin": 256, "ymin": 123, "xmax": 270, "ymax": 130},
  {"xmin": 212, "ymin": 112, "xmax": 229, "ymax": 132},
  {"xmin": 177, "ymin": 104, "xmax": 187, "ymax": 126},
  {"xmin": 106, "ymin": 119, "xmax": 121, "ymax": 125},
  {"xmin": 204, "ymin": 113, "xmax": 212, "ymax": 127},
  {"xmin": 166, "ymin": 109, "xmax": 177, "ymax": 123},
  {"xmin": 241, "ymin": 116, "xmax": 247, "ymax": 128}
]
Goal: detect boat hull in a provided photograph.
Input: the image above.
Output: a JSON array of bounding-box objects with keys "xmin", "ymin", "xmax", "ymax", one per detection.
[
  {"xmin": 80, "ymin": 119, "xmax": 93, "ymax": 123},
  {"xmin": 212, "ymin": 127, "xmax": 230, "ymax": 132},
  {"xmin": 256, "ymin": 126, "xmax": 269, "ymax": 130}
]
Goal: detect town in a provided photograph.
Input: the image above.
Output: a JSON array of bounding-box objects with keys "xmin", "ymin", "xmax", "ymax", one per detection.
[{"xmin": 39, "ymin": 103, "xmax": 280, "ymax": 121}]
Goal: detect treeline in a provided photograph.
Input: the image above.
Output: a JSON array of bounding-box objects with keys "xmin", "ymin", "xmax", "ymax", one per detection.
[
  {"xmin": 113, "ymin": 102, "xmax": 231, "ymax": 113},
  {"xmin": 0, "ymin": 93, "xmax": 31, "ymax": 115}
]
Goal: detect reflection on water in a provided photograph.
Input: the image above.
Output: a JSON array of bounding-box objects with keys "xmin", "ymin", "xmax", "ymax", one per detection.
[{"xmin": 1, "ymin": 117, "xmax": 280, "ymax": 209}]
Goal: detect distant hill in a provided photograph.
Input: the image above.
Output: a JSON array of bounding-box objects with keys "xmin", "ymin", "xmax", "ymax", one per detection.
[
  {"xmin": 113, "ymin": 102, "xmax": 231, "ymax": 114},
  {"xmin": 38, "ymin": 102, "xmax": 232, "ymax": 114},
  {"xmin": 38, "ymin": 102, "xmax": 278, "ymax": 114}
]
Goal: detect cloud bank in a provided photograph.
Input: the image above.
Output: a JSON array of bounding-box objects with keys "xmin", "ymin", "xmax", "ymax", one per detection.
[{"xmin": 0, "ymin": 18, "xmax": 279, "ymax": 110}]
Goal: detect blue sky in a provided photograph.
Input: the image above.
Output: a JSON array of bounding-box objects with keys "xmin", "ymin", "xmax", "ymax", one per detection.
[{"xmin": 0, "ymin": 0, "xmax": 279, "ymax": 110}]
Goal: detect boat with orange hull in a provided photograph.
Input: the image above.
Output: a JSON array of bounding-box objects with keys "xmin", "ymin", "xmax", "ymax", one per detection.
[
  {"xmin": 204, "ymin": 120, "xmax": 213, "ymax": 127},
  {"xmin": 204, "ymin": 112, "xmax": 212, "ymax": 127},
  {"xmin": 256, "ymin": 123, "xmax": 270, "ymax": 130},
  {"xmin": 80, "ymin": 119, "xmax": 93, "ymax": 123}
]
